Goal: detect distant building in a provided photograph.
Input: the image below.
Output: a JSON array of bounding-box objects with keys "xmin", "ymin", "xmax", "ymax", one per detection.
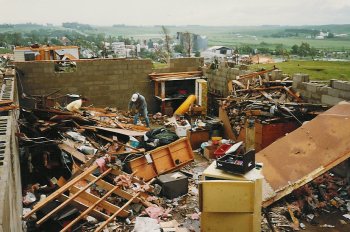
[
  {"xmin": 201, "ymin": 46, "xmax": 233, "ymax": 62},
  {"xmin": 14, "ymin": 45, "xmax": 79, "ymax": 61},
  {"xmin": 176, "ymin": 32, "xmax": 208, "ymax": 52},
  {"xmin": 111, "ymin": 42, "xmax": 126, "ymax": 57},
  {"xmin": 193, "ymin": 34, "xmax": 208, "ymax": 51}
]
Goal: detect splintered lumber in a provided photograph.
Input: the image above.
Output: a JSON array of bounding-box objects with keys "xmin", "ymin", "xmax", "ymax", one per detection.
[
  {"xmin": 58, "ymin": 194, "xmax": 109, "ymax": 220},
  {"xmin": 23, "ymin": 164, "xmax": 98, "ymax": 220},
  {"xmin": 149, "ymin": 71, "xmax": 203, "ymax": 81},
  {"xmin": 283, "ymin": 86, "xmax": 302, "ymax": 102},
  {"xmin": 61, "ymin": 184, "xmax": 124, "ymax": 232},
  {"xmin": 236, "ymin": 86, "xmax": 284, "ymax": 92},
  {"xmin": 0, "ymin": 105, "xmax": 18, "ymax": 111},
  {"xmin": 237, "ymin": 69, "xmax": 274, "ymax": 79},
  {"xmin": 94, "ymin": 178, "xmax": 156, "ymax": 232},
  {"xmin": 0, "ymin": 100, "xmax": 13, "ymax": 106},
  {"xmin": 95, "ymin": 126, "xmax": 146, "ymax": 137},
  {"xmin": 58, "ymin": 143, "xmax": 87, "ymax": 163},
  {"xmin": 37, "ymin": 168, "xmax": 113, "ymax": 225},
  {"xmin": 83, "ymin": 174, "xmax": 140, "ymax": 203}
]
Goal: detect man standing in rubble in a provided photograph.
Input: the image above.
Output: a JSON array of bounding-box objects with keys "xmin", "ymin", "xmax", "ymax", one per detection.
[{"xmin": 128, "ymin": 93, "xmax": 150, "ymax": 127}]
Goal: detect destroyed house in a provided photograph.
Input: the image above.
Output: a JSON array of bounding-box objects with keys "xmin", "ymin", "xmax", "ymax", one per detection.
[
  {"xmin": 0, "ymin": 56, "xmax": 350, "ymax": 231},
  {"xmin": 14, "ymin": 45, "xmax": 79, "ymax": 61}
]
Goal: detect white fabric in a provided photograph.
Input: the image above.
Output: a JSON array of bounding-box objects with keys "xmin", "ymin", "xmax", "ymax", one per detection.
[{"xmin": 66, "ymin": 99, "xmax": 82, "ymax": 112}]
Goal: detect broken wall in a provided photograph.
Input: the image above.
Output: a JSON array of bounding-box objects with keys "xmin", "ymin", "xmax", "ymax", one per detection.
[
  {"xmin": 0, "ymin": 72, "xmax": 22, "ymax": 232},
  {"xmin": 15, "ymin": 58, "xmax": 204, "ymax": 112},
  {"xmin": 293, "ymin": 74, "xmax": 350, "ymax": 105}
]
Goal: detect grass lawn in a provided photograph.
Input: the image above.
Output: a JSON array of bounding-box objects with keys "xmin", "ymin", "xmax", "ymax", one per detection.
[{"xmin": 250, "ymin": 60, "xmax": 350, "ymax": 81}]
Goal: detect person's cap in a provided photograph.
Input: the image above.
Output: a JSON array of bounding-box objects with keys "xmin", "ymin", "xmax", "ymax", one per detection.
[{"xmin": 131, "ymin": 93, "xmax": 138, "ymax": 102}]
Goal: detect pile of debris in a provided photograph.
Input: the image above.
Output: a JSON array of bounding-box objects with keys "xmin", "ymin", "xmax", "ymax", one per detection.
[
  {"xmin": 262, "ymin": 170, "xmax": 350, "ymax": 231},
  {"xmin": 18, "ymin": 103, "xmax": 197, "ymax": 231},
  {"xmin": 222, "ymin": 70, "xmax": 329, "ymax": 136}
]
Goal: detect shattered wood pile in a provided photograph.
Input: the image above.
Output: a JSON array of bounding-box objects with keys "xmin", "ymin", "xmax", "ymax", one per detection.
[
  {"xmin": 19, "ymin": 103, "xmax": 195, "ymax": 231},
  {"xmin": 221, "ymin": 70, "xmax": 329, "ymax": 137},
  {"xmin": 221, "ymin": 99, "xmax": 328, "ymax": 137},
  {"xmin": 23, "ymin": 164, "xmax": 155, "ymax": 231},
  {"xmin": 149, "ymin": 71, "xmax": 203, "ymax": 81},
  {"xmin": 258, "ymin": 102, "xmax": 350, "ymax": 207}
]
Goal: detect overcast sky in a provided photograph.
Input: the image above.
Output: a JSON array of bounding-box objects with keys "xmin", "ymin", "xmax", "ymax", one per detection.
[{"xmin": 1, "ymin": 0, "xmax": 349, "ymax": 26}]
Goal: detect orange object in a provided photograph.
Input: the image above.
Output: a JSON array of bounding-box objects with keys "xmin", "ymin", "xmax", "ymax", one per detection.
[{"xmin": 174, "ymin": 95, "xmax": 196, "ymax": 115}]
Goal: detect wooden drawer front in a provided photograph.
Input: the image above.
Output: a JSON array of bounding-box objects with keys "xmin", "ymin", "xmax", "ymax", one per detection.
[
  {"xmin": 200, "ymin": 180, "xmax": 256, "ymax": 212},
  {"xmin": 201, "ymin": 212, "xmax": 260, "ymax": 232}
]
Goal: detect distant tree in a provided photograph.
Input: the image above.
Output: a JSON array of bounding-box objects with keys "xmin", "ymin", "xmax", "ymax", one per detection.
[
  {"xmin": 291, "ymin": 44, "xmax": 299, "ymax": 55},
  {"xmin": 257, "ymin": 47, "xmax": 270, "ymax": 54},
  {"xmin": 239, "ymin": 45, "xmax": 253, "ymax": 54},
  {"xmin": 182, "ymin": 32, "xmax": 192, "ymax": 57},
  {"xmin": 298, "ymin": 42, "xmax": 311, "ymax": 57},
  {"xmin": 327, "ymin": 32, "xmax": 335, "ymax": 38},
  {"xmin": 173, "ymin": 44, "xmax": 184, "ymax": 54},
  {"xmin": 161, "ymin": 26, "xmax": 172, "ymax": 56}
]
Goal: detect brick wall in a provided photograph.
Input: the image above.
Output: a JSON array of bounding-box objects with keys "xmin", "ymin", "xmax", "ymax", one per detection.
[
  {"xmin": 15, "ymin": 58, "xmax": 204, "ymax": 112},
  {"xmin": 293, "ymin": 74, "xmax": 350, "ymax": 105}
]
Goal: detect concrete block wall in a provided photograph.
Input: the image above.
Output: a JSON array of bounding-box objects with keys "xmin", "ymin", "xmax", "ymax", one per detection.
[
  {"xmin": 293, "ymin": 74, "xmax": 350, "ymax": 105},
  {"xmin": 15, "ymin": 58, "xmax": 204, "ymax": 113},
  {"xmin": 203, "ymin": 65, "xmax": 245, "ymax": 97}
]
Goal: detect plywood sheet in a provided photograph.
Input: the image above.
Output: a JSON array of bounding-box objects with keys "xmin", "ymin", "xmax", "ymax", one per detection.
[{"xmin": 257, "ymin": 102, "xmax": 350, "ymax": 206}]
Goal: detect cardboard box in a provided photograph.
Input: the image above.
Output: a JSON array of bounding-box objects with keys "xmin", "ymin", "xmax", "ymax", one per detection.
[{"xmin": 203, "ymin": 145, "xmax": 219, "ymax": 160}]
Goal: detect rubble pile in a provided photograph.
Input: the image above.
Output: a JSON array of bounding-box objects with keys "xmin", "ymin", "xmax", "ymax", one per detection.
[
  {"xmin": 262, "ymin": 171, "xmax": 350, "ymax": 231},
  {"xmin": 18, "ymin": 103, "xmax": 198, "ymax": 231},
  {"xmin": 223, "ymin": 74, "xmax": 329, "ymax": 136},
  {"xmin": 222, "ymin": 99, "xmax": 329, "ymax": 136}
]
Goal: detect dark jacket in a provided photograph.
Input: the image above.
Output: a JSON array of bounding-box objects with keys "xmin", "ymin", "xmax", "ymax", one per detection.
[{"xmin": 128, "ymin": 93, "xmax": 147, "ymax": 111}]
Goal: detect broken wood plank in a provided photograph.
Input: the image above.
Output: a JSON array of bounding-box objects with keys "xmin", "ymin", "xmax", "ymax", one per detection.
[
  {"xmin": 94, "ymin": 178, "xmax": 156, "ymax": 232},
  {"xmin": 58, "ymin": 194, "xmax": 108, "ymax": 221},
  {"xmin": 69, "ymin": 186, "xmax": 129, "ymax": 217},
  {"xmin": 95, "ymin": 126, "xmax": 146, "ymax": 137},
  {"xmin": 283, "ymin": 86, "xmax": 303, "ymax": 102},
  {"xmin": 23, "ymin": 164, "xmax": 98, "ymax": 220},
  {"xmin": 61, "ymin": 183, "xmax": 128, "ymax": 232},
  {"xmin": 83, "ymin": 174, "xmax": 140, "ymax": 204},
  {"xmin": 36, "ymin": 168, "xmax": 113, "ymax": 225},
  {"xmin": 58, "ymin": 143, "xmax": 87, "ymax": 163}
]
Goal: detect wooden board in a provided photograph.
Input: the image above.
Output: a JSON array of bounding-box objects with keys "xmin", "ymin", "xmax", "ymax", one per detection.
[
  {"xmin": 95, "ymin": 126, "xmax": 146, "ymax": 137},
  {"xmin": 257, "ymin": 102, "xmax": 350, "ymax": 206}
]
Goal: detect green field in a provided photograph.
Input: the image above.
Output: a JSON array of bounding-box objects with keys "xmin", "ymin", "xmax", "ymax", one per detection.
[
  {"xmin": 250, "ymin": 60, "xmax": 350, "ymax": 81},
  {"xmin": 2, "ymin": 24, "xmax": 350, "ymax": 51}
]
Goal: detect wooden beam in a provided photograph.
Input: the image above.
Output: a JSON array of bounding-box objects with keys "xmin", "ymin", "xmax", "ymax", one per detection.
[
  {"xmin": 23, "ymin": 164, "xmax": 98, "ymax": 220},
  {"xmin": 58, "ymin": 194, "xmax": 108, "ymax": 221},
  {"xmin": 69, "ymin": 186, "xmax": 129, "ymax": 217},
  {"xmin": 58, "ymin": 143, "xmax": 87, "ymax": 163},
  {"xmin": 94, "ymin": 179, "xmax": 156, "ymax": 232},
  {"xmin": 61, "ymin": 184, "xmax": 126, "ymax": 232},
  {"xmin": 36, "ymin": 168, "xmax": 112, "ymax": 225},
  {"xmin": 83, "ymin": 174, "xmax": 139, "ymax": 203}
]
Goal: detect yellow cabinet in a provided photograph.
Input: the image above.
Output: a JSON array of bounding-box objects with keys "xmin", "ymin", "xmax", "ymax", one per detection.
[{"xmin": 199, "ymin": 162, "xmax": 263, "ymax": 232}]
